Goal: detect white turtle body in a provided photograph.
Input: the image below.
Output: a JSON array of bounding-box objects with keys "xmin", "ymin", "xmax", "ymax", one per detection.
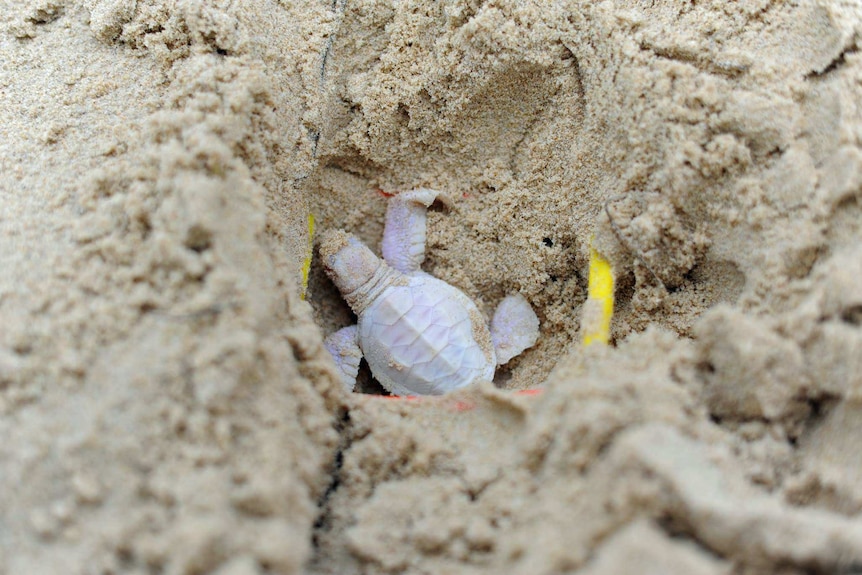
[
  {"xmin": 360, "ymin": 273, "xmax": 495, "ymax": 396},
  {"xmin": 321, "ymin": 188, "xmax": 539, "ymax": 396}
]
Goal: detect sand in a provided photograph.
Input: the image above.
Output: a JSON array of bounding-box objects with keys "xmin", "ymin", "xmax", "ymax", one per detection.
[{"xmin": 2, "ymin": 0, "xmax": 862, "ymax": 573}]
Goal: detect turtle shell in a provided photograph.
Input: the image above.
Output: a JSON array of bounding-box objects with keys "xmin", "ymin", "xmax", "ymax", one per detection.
[{"xmin": 358, "ymin": 274, "xmax": 496, "ymax": 395}]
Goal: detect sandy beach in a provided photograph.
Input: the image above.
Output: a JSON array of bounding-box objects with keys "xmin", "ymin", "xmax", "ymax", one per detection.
[{"xmin": 2, "ymin": 1, "xmax": 862, "ymax": 573}]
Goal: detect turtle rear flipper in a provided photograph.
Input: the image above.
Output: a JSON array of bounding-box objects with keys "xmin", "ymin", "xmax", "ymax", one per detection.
[{"xmin": 490, "ymin": 293, "xmax": 539, "ymax": 365}]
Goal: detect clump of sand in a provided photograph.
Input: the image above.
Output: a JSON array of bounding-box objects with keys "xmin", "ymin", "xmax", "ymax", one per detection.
[{"xmin": 2, "ymin": 0, "xmax": 862, "ymax": 573}]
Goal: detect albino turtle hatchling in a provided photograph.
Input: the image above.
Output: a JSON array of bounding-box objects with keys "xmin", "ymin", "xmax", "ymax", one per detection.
[{"xmin": 321, "ymin": 188, "xmax": 539, "ymax": 396}]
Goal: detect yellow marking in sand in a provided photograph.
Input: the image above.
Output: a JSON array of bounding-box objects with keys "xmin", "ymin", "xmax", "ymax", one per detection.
[
  {"xmin": 301, "ymin": 213, "xmax": 315, "ymax": 300},
  {"xmin": 582, "ymin": 237, "xmax": 614, "ymax": 346}
]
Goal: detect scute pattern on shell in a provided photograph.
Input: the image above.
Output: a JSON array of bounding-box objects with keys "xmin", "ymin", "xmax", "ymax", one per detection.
[{"xmin": 359, "ymin": 275, "xmax": 495, "ymax": 395}]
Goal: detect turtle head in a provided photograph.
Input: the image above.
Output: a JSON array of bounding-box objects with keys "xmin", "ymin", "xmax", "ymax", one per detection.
[{"xmin": 320, "ymin": 229, "xmax": 382, "ymax": 299}]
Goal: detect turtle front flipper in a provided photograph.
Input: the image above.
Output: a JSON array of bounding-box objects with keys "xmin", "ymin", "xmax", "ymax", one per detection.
[
  {"xmin": 381, "ymin": 188, "xmax": 442, "ymax": 273},
  {"xmin": 323, "ymin": 325, "xmax": 362, "ymax": 392},
  {"xmin": 490, "ymin": 293, "xmax": 540, "ymax": 365}
]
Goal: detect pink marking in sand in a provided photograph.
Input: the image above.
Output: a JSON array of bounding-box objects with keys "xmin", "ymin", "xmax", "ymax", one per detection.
[{"xmin": 366, "ymin": 389, "xmax": 542, "ymax": 410}]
